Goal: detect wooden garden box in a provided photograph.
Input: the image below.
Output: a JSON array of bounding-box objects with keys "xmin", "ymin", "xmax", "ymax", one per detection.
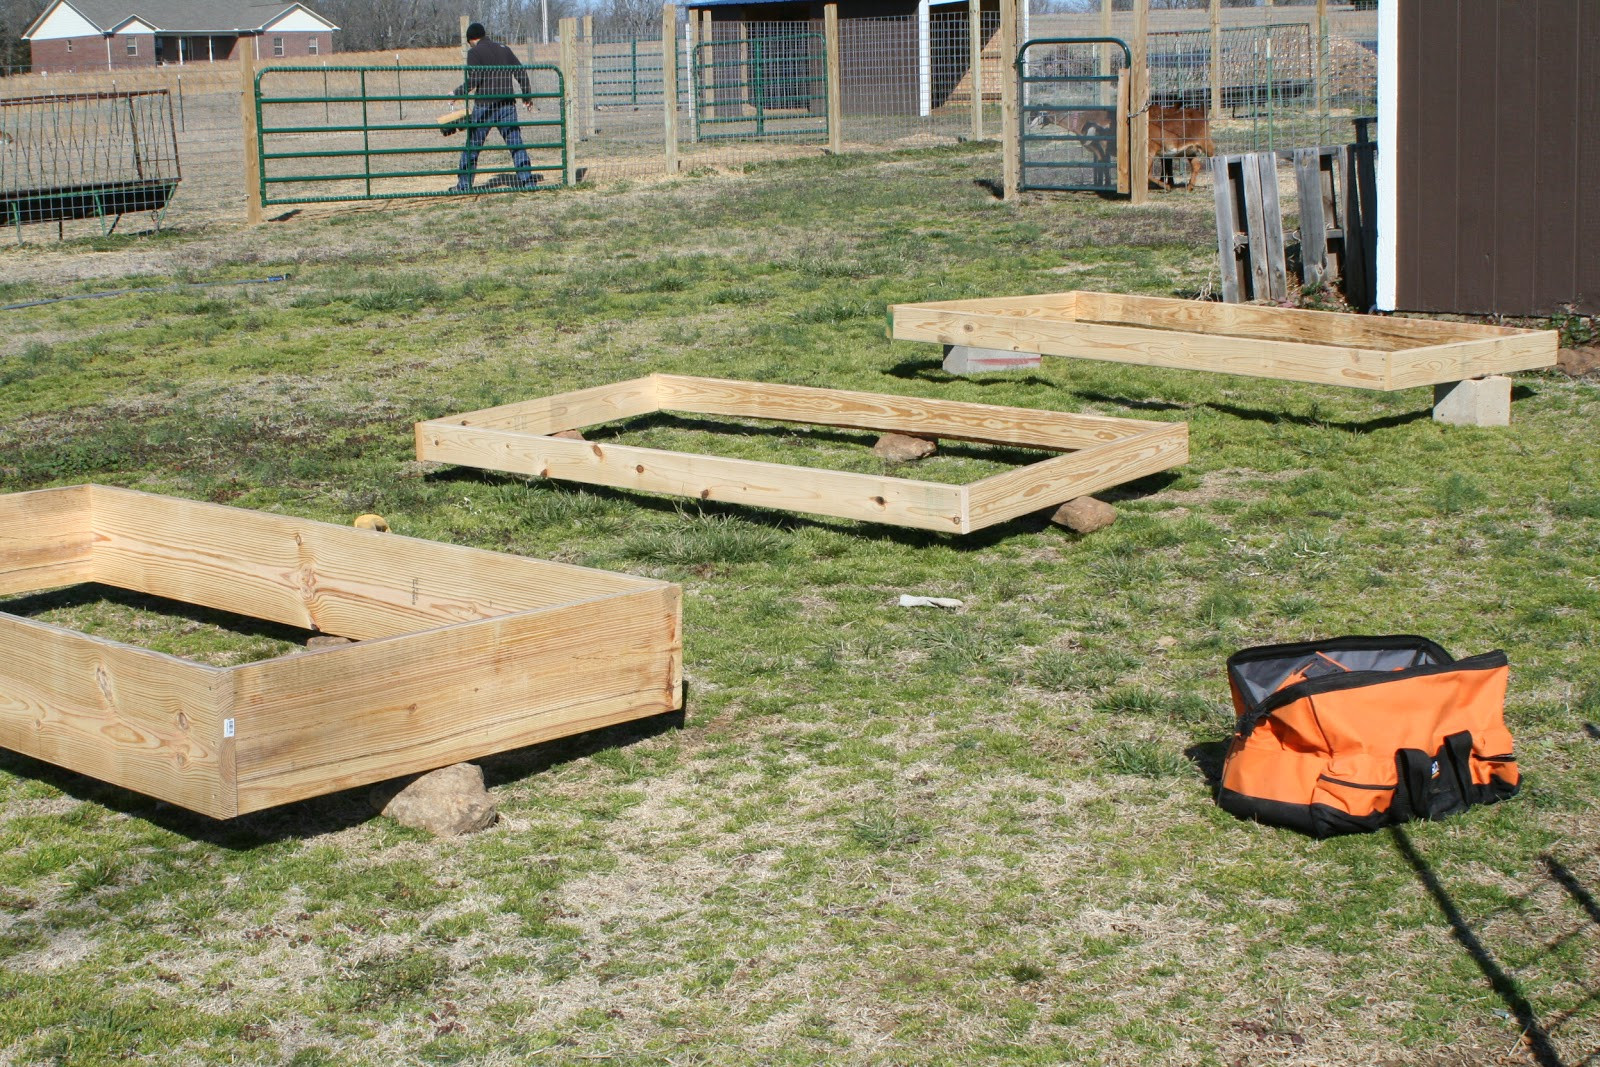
[
  {"xmin": 891, "ymin": 291, "xmax": 1557, "ymax": 390},
  {"xmin": 415, "ymin": 375, "xmax": 1188, "ymax": 534},
  {"xmin": 0, "ymin": 485, "xmax": 682, "ymax": 819}
]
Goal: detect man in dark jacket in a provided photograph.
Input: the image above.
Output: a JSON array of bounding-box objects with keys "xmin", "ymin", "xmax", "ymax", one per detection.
[{"xmin": 451, "ymin": 22, "xmax": 538, "ymax": 192}]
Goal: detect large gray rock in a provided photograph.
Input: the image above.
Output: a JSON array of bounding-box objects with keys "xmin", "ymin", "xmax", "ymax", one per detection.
[
  {"xmin": 873, "ymin": 432, "xmax": 938, "ymax": 462},
  {"xmin": 372, "ymin": 763, "xmax": 497, "ymax": 836},
  {"xmin": 1051, "ymin": 496, "xmax": 1117, "ymax": 534}
]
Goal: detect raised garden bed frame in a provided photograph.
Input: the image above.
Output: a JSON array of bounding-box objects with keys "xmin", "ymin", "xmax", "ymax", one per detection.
[
  {"xmin": 891, "ymin": 291, "xmax": 1557, "ymax": 391},
  {"xmin": 0, "ymin": 485, "xmax": 682, "ymax": 819},
  {"xmin": 415, "ymin": 375, "xmax": 1189, "ymax": 534}
]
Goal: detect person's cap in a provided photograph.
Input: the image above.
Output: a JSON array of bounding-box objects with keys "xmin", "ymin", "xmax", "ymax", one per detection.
[{"xmin": 466, "ymin": 22, "xmax": 486, "ymax": 40}]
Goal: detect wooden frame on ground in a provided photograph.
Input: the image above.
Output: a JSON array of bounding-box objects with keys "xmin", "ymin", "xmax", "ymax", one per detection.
[
  {"xmin": 0, "ymin": 485, "xmax": 682, "ymax": 819},
  {"xmin": 415, "ymin": 375, "xmax": 1188, "ymax": 534},
  {"xmin": 892, "ymin": 290, "xmax": 1556, "ymax": 391}
]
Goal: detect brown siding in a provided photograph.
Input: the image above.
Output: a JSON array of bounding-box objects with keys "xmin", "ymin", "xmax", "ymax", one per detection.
[{"xmin": 1396, "ymin": 0, "xmax": 1598, "ymax": 316}]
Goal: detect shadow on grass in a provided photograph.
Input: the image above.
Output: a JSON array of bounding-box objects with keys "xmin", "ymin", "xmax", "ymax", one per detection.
[
  {"xmin": 427, "ymin": 463, "xmax": 1181, "ymax": 550},
  {"xmin": 1391, "ymin": 827, "xmax": 1588, "ymax": 1067},
  {"xmin": 1204, "ymin": 400, "xmax": 1432, "ymax": 434},
  {"xmin": 0, "ymin": 707, "xmax": 685, "ymax": 850},
  {"xmin": 880, "ymin": 357, "xmax": 1056, "ymax": 389},
  {"xmin": 1183, "ymin": 739, "xmax": 1228, "ymax": 790},
  {"xmin": 0, "ymin": 583, "xmax": 317, "ymax": 647}
]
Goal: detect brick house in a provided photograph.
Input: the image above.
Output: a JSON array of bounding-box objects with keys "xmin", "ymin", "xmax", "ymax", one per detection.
[{"xmin": 23, "ymin": 0, "xmax": 338, "ymax": 73}]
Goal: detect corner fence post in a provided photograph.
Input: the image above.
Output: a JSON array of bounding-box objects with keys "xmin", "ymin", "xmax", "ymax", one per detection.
[
  {"xmin": 968, "ymin": 0, "xmax": 983, "ymax": 141},
  {"xmin": 240, "ymin": 43, "xmax": 262, "ymax": 225},
  {"xmin": 999, "ymin": 0, "xmax": 1018, "ymax": 200},
  {"xmin": 1129, "ymin": 0, "xmax": 1149, "ymax": 206},
  {"xmin": 560, "ymin": 17, "xmax": 579, "ymax": 183},
  {"xmin": 824, "ymin": 3, "xmax": 842, "ymax": 153},
  {"xmin": 663, "ymin": 3, "xmax": 679, "ymax": 173}
]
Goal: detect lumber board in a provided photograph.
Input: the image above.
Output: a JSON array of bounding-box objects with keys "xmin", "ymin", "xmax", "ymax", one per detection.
[
  {"xmin": 87, "ymin": 486, "xmax": 644, "ymax": 641},
  {"xmin": 1257, "ymin": 152, "xmax": 1288, "ymax": 301},
  {"xmin": 1213, "ymin": 157, "xmax": 1243, "ymax": 304},
  {"xmin": 967, "ymin": 423, "xmax": 1188, "ymax": 527},
  {"xmin": 0, "ymin": 614, "xmax": 234, "ymax": 817},
  {"xmin": 0, "ymin": 485, "xmax": 94, "ymax": 597},
  {"xmin": 892, "ymin": 291, "xmax": 1557, "ymax": 390},
  {"xmin": 1070, "ymin": 291, "xmax": 1510, "ymax": 348},
  {"xmin": 417, "ymin": 421, "xmax": 970, "ymax": 532},
  {"xmin": 231, "ymin": 585, "xmax": 681, "ymax": 813},
  {"xmin": 0, "ymin": 486, "xmax": 682, "ymax": 819},
  {"xmin": 652, "ymin": 374, "xmax": 1155, "ymax": 449},
  {"xmin": 432, "ymin": 376, "xmax": 660, "ymax": 433},
  {"xmin": 1387, "ymin": 334, "xmax": 1558, "ymax": 391},
  {"xmin": 893, "ymin": 302, "xmax": 1393, "ymax": 389},
  {"xmin": 1295, "ymin": 148, "xmax": 1328, "ymax": 287}
]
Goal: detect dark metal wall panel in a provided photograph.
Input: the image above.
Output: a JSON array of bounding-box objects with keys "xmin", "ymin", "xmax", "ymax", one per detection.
[{"xmin": 1395, "ymin": 0, "xmax": 1597, "ymax": 316}]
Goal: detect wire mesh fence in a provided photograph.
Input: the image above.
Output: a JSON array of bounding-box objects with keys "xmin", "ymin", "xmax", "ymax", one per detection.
[
  {"xmin": 0, "ymin": 88, "xmax": 180, "ymax": 237},
  {"xmin": 0, "ymin": 5, "xmax": 1381, "ymax": 233}
]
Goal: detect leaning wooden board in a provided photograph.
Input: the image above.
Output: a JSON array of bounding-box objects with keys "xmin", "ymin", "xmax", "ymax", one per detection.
[
  {"xmin": 0, "ymin": 486, "xmax": 682, "ymax": 819},
  {"xmin": 890, "ymin": 291, "xmax": 1557, "ymax": 390},
  {"xmin": 415, "ymin": 375, "xmax": 1188, "ymax": 534}
]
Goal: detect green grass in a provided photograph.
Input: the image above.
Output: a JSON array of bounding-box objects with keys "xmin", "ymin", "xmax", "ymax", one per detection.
[{"xmin": 0, "ymin": 145, "xmax": 1597, "ymax": 1066}]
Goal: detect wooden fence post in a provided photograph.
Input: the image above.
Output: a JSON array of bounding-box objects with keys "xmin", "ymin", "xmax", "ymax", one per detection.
[
  {"xmin": 1314, "ymin": 0, "xmax": 1328, "ymax": 144},
  {"xmin": 1128, "ymin": 0, "xmax": 1149, "ymax": 206},
  {"xmin": 968, "ymin": 0, "xmax": 983, "ymax": 140},
  {"xmin": 824, "ymin": 3, "xmax": 842, "ymax": 153},
  {"xmin": 559, "ymin": 17, "xmax": 578, "ymax": 183},
  {"xmin": 1099, "ymin": 0, "xmax": 1112, "ymax": 106},
  {"xmin": 582, "ymin": 14, "xmax": 596, "ymax": 138},
  {"xmin": 1000, "ymin": 0, "xmax": 1018, "ymax": 200},
  {"xmin": 663, "ymin": 3, "xmax": 679, "ymax": 173},
  {"xmin": 1208, "ymin": 0, "xmax": 1221, "ymax": 122},
  {"xmin": 240, "ymin": 43, "xmax": 262, "ymax": 226},
  {"xmin": 460, "ymin": 15, "xmax": 469, "ymax": 59}
]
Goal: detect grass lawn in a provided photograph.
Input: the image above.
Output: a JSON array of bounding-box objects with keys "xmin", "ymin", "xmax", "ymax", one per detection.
[{"xmin": 1, "ymin": 145, "xmax": 1597, "ymax": 1066}]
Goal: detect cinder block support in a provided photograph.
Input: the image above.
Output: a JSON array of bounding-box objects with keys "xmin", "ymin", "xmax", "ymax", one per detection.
[
  {"xmin": 942, "ymin": 344, "xmax": 1044, "ymax": 375},
  {"xmin": 1432, "ymin": 375, "xmax": 1511, "ymax": 427}
]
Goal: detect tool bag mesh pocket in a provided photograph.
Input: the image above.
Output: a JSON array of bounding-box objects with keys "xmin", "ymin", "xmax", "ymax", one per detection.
[{"xmin": 1217, "ymin": 636, "xmax": 1519, "ymax": 837}]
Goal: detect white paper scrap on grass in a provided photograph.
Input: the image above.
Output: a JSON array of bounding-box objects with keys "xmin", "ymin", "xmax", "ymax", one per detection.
[{"xmin": 898, "ymin": 595, "xmax": 964, "ymax": 609}]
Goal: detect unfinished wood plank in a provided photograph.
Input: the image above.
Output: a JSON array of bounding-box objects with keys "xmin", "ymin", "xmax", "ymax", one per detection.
[
  {"xmin": 232, "ymin": 585, "xmax": 681, "ymax": 812},
  {"xmin": 967, "ymin": 423, "xmax": 1187, "ymax": 526},
  {"xmin": 1257, "ymin": 152, "xmax": 1288, "ymax": 300},
  {"xmin": 0, "ymin": 485, "xmax": 94, "ymax": 597},
  {"xmin": 430, "ymin": 376, "xmax": 660, "ymax": 433},
  {"xmin": 0, "ymin": 614, "xmax": 234, "ymax": 817},
  {"xmin": 1386, "ymin": 333, "xmax": 1559, "ymax": 391},
  {"xmin": 1214, "ymin": 155, "xmax": 1244, "ymax": 303},
  {"xmin": 1239, "ymin": 154, "xmax": 1272, "ymax": 301},
  {"xmin": 652, "ymin": 374, "xmax": 1155, "ymax": 449},
  {"xmin": 1070, "ymin": 292, "xmax": 1532, "ymax": 349},
  {"xmin": 88, "ymin": 486, "xmax": 650, "ymax": 641},
  {"xmin": 417, "ymin": 421, "xmax": 971, "ymax": 532},
  {"xmin": 1295, "ymin": 148, "xmax": 1328, "ymax": 287},
  {"xmin": 894, "ymin": 302, "xmax": 1393, "ymax": 388}
]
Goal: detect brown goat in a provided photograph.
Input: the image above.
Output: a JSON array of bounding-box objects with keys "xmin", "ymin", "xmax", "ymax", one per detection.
[{"xmin": 1146, "ymin": 105, "xmax": 1215, "ymax": 190}]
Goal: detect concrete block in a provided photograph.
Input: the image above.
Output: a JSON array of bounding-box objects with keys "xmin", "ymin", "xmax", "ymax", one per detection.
[
  {"xmin": 942, "ymin": 344, "xmax": 1043, "ymax": 376},
  {"xmin": 1432, "ymin": 376, "xmax": 1511, "ymax": 427}
]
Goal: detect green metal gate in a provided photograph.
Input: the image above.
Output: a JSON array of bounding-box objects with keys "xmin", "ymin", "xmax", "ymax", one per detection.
[
  {"xmin": 692, "ymin": 31, "xmax": 827, "ymax": 141},
  {"xmin": 254, "ymin": 64, "xmax": 566, "ymax": 206},
  {"xmin": 1018, "ymin": 37, "xmax": 1128, "ymax": 192},
  {"xmin": 593, "ymin": 40, "xmax": 667, "ymax": 107}
]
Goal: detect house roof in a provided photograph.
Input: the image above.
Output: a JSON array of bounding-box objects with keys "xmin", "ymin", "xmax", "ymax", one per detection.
[{"xmin": 25, "ymin": 0, "xmax": 336, "ymax": 37}]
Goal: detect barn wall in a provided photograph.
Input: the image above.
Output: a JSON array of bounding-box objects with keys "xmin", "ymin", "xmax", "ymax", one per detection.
[{"xmin": 1395, "ymin": 0, "xmax": 1598, "ymax": 316}]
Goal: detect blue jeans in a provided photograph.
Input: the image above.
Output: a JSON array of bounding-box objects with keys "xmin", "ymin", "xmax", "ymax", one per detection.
[{"xmin": 454, "ymin": 100, "xmax": 534, "ymax": 190}]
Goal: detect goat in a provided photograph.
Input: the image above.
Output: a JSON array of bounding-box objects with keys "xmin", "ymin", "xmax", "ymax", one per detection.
[{"xmin": 1145, "ymin": 105, "xmax": 1215, "ymax": 191}]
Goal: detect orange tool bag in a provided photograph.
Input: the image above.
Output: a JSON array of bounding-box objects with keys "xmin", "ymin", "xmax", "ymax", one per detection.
[{"xmin": 1217, "ymin": 636, "xmax": 1519, "ymax": 837}]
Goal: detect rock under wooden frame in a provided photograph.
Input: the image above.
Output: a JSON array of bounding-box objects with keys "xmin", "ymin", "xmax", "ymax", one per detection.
[
  {"xmin": 414, "ymin": 375, "xmax": 1188, "ymax": 534},
  {"xmin": 891, "ymin": 291, "xmax": 1557, "ymax": 392},
  {"xmin": 0, "ymin": 485, "xmax": 682, "ymax": 820}
]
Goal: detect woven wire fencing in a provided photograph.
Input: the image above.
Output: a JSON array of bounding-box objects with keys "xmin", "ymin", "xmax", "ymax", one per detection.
[
  {"xmin": 0, "ymin": 89, "xmax": 180, "ymax": 237},
  {"xmin": 1031, "ymin": 1, "xmax": 1377, "ymax": 158}
]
